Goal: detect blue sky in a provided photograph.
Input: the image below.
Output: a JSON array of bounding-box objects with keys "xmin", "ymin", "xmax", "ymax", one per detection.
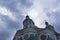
[{"xmin": 0, "ymin": 0, "xmax": 60, "ymax": 40}]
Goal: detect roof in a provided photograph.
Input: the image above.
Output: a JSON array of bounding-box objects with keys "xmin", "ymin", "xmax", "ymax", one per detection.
[{"xmin": 54, "ymin": 31, "xmax": 60, "ymax": 37}]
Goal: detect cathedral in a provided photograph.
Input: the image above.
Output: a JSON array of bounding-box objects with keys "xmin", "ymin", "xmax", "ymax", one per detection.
[{"xmin": 13, "ymin": 15, "xmax": 60, "ymax": 40}]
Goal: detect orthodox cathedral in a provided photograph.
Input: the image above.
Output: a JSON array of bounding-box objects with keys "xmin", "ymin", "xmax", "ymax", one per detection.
[{"xmin": 13, "ymin": 15, "xmax": 60, "ymax": 40}]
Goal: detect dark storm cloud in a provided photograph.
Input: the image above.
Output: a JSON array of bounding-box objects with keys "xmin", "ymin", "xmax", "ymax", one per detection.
[
  {"xmin": 0, "ymin": 0, "xmax": 33, "ymax": 40},
  {"xmin": 0, "ymin": 14, "xmax": 21, "ymax": 40},
  {"xmin": 19, "ymin": 0, "xmax": 33, "ymax": 8},
  {"xmin": 0, "ymin": 31, "xmax": 9, "ymax": 40},
  {"xmin": 0, "ymin": 0, "xmax": 33, "ymax": 12},
  {"xmin": 1, "ymin": 15, "xmax": 20, "ymax": 29}
]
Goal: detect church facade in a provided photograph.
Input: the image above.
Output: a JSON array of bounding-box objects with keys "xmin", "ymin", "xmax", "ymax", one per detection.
[{"xmin": 13, "ymin": 15, "xmax": 60, "ymax": 40}]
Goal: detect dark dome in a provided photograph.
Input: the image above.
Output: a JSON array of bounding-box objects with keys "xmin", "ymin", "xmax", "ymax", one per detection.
[
  {"xmin": 23, "ymin": 15, "xmax": 34, "ymax": 25},
  {"xmin": 23, "ymin": 15, "xmax": 35, "ymax": 28}
]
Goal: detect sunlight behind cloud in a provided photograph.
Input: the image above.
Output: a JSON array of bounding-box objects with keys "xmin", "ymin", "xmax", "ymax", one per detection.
[
  {"xmin": 23, "ymin": 0, "xmax": 57, "ymax": 28},
  {"xmin": 27, "ymin": 9, "xmax": 46, "ymax": 28}
]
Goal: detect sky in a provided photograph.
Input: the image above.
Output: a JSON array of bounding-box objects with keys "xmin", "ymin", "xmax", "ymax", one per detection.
[{"xmin": 0, "ymin": 0, "xmax": 60, "ymax": 40}]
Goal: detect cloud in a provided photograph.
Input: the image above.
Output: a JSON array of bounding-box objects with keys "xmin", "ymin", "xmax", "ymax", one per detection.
[
  {"xmin": 19, "ymin": 0, "xmax": 33, "ymax": 8},
  {"xmin": 22, "ymin": 0, "xmax": 60, "ymax": 33},
  {"xmin": 23, "ymin": 0, "xmax": 57, "ymax": 28},
  {"xmin": 0, "ymin": 14, "xmax": 21, "ymax": 40},
  {"xmin": 0, "ymin": 6, "xmax": 17, "ymax": 21},
  {"xmin": 0, "ymin": 0, "xmax": 33, "ymax": 40},
  {"xmin": 0, "ymin": 0, "xmax": 60, "ymax": 40}
]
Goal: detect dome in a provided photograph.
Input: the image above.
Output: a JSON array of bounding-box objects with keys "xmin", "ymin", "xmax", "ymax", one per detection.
[
  {"xmin": 45, "ymin": 21, "xmax": 54, "ymax": 30},
  {"xmin": 23, "ymin": 15, "xmax": 35, "ymax": 29}
]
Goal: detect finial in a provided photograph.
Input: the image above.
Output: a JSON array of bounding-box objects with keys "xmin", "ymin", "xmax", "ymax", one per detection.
[
  {"xmin": 45, "ymin": 20, "xmax": 48, "ymax": 25},
  {"xmin": 25, "ymin": 12, "xmax": 29, "ymax": 19}
]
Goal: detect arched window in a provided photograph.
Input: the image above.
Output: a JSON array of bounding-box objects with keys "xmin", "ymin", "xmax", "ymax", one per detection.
[
  {"xmin": 41, "ymin": 35, "xmax": 46, "ymax": 40},
  {"xmin": 28, "ymin": 34, "xmax": 35, "ymax": 40},
  {"xmin": 24, "ymin": 34, "xmax": 28, "ymax": 40},
  {"xmin": 18, "ymin": 37, "xmax": 23, "ymax": 40}
]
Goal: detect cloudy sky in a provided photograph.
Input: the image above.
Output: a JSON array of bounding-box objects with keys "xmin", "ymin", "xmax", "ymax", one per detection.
[{"xmin": 0, "ymin": 0, "xmax": 60, "ymax": 40}]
